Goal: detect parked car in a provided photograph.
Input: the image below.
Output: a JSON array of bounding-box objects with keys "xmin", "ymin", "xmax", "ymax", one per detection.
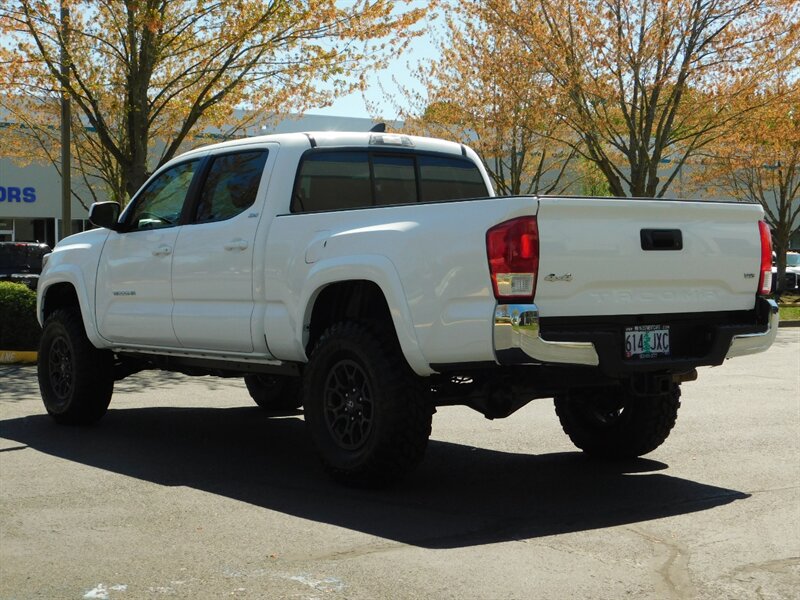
[
  {"xmin": 0, "ymin": 242, "xmax": 51, "ymax": 291},
  {"xmin": 771, "ymin": 252, "xmax": 800, "ymax": 292}
]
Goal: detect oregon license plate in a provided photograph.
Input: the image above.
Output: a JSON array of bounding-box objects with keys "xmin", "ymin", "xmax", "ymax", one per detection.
[{"xmin": 625, "ymin": 325, "xmax": 670, "ymax": 359}]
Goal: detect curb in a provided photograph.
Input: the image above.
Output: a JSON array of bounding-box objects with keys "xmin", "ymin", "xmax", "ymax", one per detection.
[
  {"xmin": 0, "ymin": 351, "xmax": 38, "ymax": 364},
  {"xmin": 778, "ymin": 320, "xmax": 800, "ymax": 328}
]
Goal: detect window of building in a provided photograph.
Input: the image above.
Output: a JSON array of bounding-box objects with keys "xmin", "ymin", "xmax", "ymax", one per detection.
[{"xmin": 193, "ymin": 151, "xmax": 268, "ymax": 223}]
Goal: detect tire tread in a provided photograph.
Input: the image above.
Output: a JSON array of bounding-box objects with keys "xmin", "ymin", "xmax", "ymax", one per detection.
[
  {"xmin": 304, "ymin": 321, "xmax": 432, "ymax": 486},
  {"xmin": 38, "ymin": 308, "xmax": 114, "ymax": 425},
  {"xmin": 554, "ymin": 384, "xmax": 681, "ymax": 458}
]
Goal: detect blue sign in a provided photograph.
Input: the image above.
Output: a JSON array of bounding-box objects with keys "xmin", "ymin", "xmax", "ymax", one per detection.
[{"xmin": 0, "ymin": 187, "xmax": 37, "ymax": 203}]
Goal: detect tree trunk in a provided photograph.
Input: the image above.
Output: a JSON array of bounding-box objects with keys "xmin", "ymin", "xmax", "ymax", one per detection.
[
  {"xmin": 773, "ymin": 224, "xmax": 792, "ymax": 297},
  {"xmin": 123, "ymin": 159, "xmax": 148, "ymax": 203}
]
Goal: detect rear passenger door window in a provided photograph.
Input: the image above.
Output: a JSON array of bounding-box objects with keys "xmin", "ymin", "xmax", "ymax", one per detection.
[{"xmin": 193, "ymin": 151, "xmax": 269, "ymax": 223}]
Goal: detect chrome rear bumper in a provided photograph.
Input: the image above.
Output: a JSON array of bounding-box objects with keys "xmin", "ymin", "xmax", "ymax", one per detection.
[
  {"xmin": 725, "ymin": 299, "xmax": 779, "ymax": 359},
  {"xmin": 494, "ymin": 299, "xmax": 779, "ymax": 369},
  {"xmin": 493, "ymin": 304, "xmax": 599, "ymax": 366}
]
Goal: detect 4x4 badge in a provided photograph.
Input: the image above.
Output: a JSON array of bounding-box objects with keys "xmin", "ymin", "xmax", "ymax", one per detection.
[{"xmin": 544, "ymin": 273, "xmax": 573, "ymax": 282}]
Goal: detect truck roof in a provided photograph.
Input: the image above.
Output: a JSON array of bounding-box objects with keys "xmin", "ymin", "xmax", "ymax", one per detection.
[{"xmin": 175, "ymin": 131, "xmax": 466, "ymax": 161}]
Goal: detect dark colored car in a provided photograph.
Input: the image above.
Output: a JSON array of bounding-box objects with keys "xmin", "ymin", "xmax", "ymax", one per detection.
[{"xmin": 0, "ymin": 242, "xmax": 52, "ymax": 291}]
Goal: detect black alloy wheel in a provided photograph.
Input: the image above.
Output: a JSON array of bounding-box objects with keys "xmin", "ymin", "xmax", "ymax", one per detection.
[
  {"xmin": 303, "ymin": 321, "xmax": 433, "ymax": 487},
  {"xmin": 322, "ymin": 358, "xmax": 375, "ymax": 450},
  {"xmin": 38, "ymin": 308, "xmax": 114, "ymax": 424},
  {"xmin": 47, "ymin": 335, "xmax": 75, "ymax": 405}
]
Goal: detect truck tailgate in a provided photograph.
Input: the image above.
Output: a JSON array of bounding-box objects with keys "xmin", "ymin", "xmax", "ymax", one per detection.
[{"xmin": 534, "ymin": 197, "xmax": 764, "ymax": 317}]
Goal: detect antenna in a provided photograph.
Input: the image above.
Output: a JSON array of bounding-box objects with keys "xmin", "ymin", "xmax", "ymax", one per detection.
[{"xmin": 369, "ymin": 123, "xmax": 386, "ymax": 133}]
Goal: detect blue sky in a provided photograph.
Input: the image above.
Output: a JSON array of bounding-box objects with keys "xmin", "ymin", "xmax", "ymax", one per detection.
[{"xmin": 306, "ymin": 9, "xmax": 439, "ymax": 120}]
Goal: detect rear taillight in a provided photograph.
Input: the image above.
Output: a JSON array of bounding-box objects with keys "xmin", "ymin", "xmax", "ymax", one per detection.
[
  {"xmin": 758, "ymin": 220, "xmax": 773, "ymax": 295},
  {"xmin": 486, "ymin": 216, "xmax": 539, "ymax": 301}
]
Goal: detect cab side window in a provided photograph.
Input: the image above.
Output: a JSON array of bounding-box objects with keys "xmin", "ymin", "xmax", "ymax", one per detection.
[
  {"xmin": 194, "ymin": 151, "xmax": 269, "ymax": 223},
  {"xmin": 292, "ymin": 152, "xmax": 371, "ymax": 213},
  {"xmin": 373, "ymin": 155, "xmax": 417, "ymax": 205},
  {"xmin": 291, "ymin": 150, "xmax": 489, "ymax": 213},
  {"xmin": 418, "ymin": 155, "xmax": 489, "ymax": 201},
  {"xmin": 126, "ymin": 161, "xmax": 199, "ymax": 231}
]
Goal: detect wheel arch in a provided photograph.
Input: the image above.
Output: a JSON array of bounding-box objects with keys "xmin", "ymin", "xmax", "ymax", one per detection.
[
  {"xmin": 306, "ymin": 280, "xmax": 390, "ymax": 349},
  {"xmin": 38, "ymin": 274, "xmax": 104, "ymax": 348},
  {"xmin": 299, "ymin": 258, "xmax": 430, "ymax": 375}
]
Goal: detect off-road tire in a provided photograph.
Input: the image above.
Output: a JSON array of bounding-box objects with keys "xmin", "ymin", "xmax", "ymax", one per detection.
[
  {"xmin": 554, "ymin": 383, "xmax": 681, "ymax": 458},
  {"xmin": 303, "ymin": 321, "xmax": 433, "ymax": 487},
  {"xmin": 244, "ymin": 374, "xmax": 302, "ymax": 410},
  {"xmin": 38, "ymin": 308, "xmax": 114, "ymax": 424}
]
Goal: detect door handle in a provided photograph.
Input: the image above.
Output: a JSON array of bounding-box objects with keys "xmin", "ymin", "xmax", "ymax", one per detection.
[
  {"xmin": 224, "ymin": 239, "xmax": 249, "ymax": 251},
  {"xmin": 641, "ymin": 229, "xmax": 683, "ymax": 251},
  {"xmin": 152, "ymin": 245, "xmax": 172, "ymax": 257}
]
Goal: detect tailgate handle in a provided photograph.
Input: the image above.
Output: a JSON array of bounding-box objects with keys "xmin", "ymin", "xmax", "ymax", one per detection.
[{"xmin": 641, "ymin": 229, "xmax": 683, "ymax": 251}]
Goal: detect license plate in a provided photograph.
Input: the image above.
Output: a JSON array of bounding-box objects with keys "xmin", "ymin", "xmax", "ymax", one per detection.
[{"xmin": 625, "ymin": 325, "xmax": 670, "ymax": 359}]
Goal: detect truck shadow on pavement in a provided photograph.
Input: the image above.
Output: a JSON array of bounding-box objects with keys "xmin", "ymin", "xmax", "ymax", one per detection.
[
  {"xmin": 0, "ymin": 366, "xmax": 41, "ymax": 401},
  {"xmin": 0, "ymin": 406, "xmax": 749, "ymax": 549},
  {"xmin": 0, "ymin": 365, "xmax": 239, "ymax": 402}
]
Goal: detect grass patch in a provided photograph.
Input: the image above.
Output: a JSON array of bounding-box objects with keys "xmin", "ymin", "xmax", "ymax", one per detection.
[{"xmin": 776, "ymin": 292, "xmax": 800, "ymax": 321}]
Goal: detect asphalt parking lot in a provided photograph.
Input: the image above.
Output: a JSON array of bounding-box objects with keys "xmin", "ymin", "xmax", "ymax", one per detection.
[{"xmin": 1, "ymin": 329, "xmax": 798, "ymax": 599}]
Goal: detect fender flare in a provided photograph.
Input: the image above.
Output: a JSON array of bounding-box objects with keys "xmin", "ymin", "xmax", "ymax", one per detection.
[
  {"xmin": 298, "ymin": 255, "xmax": 432, "ymax": 376},
  {"xmin": 38, "ymin": 267, "xmax": 106, "ymax": 349}
]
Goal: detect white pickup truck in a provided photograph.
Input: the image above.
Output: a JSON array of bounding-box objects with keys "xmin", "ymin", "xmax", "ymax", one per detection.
[{"xmin": 36, "ymin": 131, "xmax": 778, "ymax": 486}]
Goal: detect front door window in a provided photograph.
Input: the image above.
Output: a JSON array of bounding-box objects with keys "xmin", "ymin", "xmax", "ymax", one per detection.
[{"xmin": 126, "ymin": 161, "xmax": 199, "ymax": 230}]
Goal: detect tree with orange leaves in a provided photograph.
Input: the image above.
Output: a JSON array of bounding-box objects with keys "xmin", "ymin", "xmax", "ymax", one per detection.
[
  {"xmin": 695, "ymin": 76, "xmax": 800, "ymax": 293},
  {"xmin": 0, "ymin": 0, "xmax": 426, "ymax": 205},
  {"xmin": 479, "ymin": 0, "xmax": 799, "ymax": 198},
  {"xmin": 396, "ymin": 6, "xmax": 578, "ymax": 196}
]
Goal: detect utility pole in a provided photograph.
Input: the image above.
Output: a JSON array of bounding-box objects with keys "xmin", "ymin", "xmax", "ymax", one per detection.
[{"xmin": 60, "ymin": 1, "xmax": 72, "ymax": 240}]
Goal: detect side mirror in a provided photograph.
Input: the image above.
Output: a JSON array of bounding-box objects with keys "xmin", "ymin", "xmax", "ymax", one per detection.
[{"xmin": 89, "ymin": 202, "xmax": 121, "ymax": 230}]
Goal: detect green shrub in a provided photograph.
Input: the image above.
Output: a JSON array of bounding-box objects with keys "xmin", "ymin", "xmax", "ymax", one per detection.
[{"xmin": 0, "ymin": 281, "xmax": 41, "ymax": 350}]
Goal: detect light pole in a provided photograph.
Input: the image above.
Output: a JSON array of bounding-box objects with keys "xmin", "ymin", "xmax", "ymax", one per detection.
[{"xmin": 60, "ymin": 0, "xmax": 71, "ymax": 240}]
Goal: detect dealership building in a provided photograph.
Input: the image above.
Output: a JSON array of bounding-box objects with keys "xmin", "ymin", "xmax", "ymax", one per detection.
[{"xmin": 0, "ymin": 113, "xmax": 380, "ymax": 247}]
